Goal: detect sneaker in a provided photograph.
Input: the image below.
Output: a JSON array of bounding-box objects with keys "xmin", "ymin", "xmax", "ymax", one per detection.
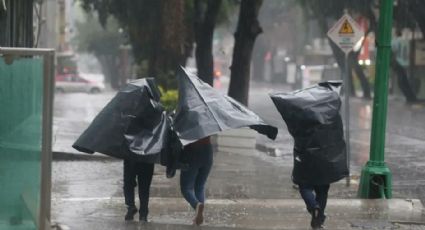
[
  {"xmin": 139, "ymin": 215, "xmax": 148, "ymax": 223},
  {"xmin": 124, "ymin": 206, "xmax": 138, "ymax": 221},
  {"xmin": 193, "ymin": 203, "xmax": 204, "ymax": 226},
  {"xmin": 310, "ymin": 206, "xmax": 321, "ymax": 229},
  {"xmin": 319, "ymin": 214, "xmax": 326, "ymax": 226}
]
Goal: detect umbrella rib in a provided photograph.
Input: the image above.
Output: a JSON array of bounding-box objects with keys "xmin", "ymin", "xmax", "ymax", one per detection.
[{"xmin": 184, "ymin": 73, "xmax": 224, "ymax": 132}]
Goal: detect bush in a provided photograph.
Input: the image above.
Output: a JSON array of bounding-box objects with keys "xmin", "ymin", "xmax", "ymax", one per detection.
[{"xmin": 159, "ymin": 87, "xmax": 178, "ymax": 113}]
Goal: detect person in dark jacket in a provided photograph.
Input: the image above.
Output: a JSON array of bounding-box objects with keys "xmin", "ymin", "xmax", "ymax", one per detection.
[
  {"xmin": 123, "ymin": 160, "xmax": 154, "ymax": 221},
  {"xmin": 298, "ymin": 183, "xmax": 329, "ymax": 228},
  {"xmin": 292, "ymin": 118, "xmax": 346, "ymax": 229},
  {"xmin": 270, "ymin": 82, "xmax": 348, "ymax": 229},
  {"xmin": 179, "ymin": 136, "xmax": 213, "ymax": 226}
]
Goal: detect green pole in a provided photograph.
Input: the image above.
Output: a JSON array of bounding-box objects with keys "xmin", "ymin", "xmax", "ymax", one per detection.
[{"xmin": 358, "ymin": 0, "xmax": 393, "ymax": 198}]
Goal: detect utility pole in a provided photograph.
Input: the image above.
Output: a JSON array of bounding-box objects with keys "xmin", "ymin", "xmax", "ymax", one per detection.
[
  {"xmin": 58, "ymin": 0, "xmax": 67, "ymax": 51},
  {"xmin": 358, "ymin": 0, "xmax": 393, "ymax": 199}
]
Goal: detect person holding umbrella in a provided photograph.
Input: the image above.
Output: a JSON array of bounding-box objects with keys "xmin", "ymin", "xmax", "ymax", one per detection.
[
  {"xmin": 74, "ymin": 69, "xmax": 277, "ymax": 225},
  {"xmin": 179, "ymin": 136, "xmax": 213, "ymax": 225},
  {"xmin": 172, "ymin": 67, "xmax": 278, "ymax": 225},
  {"xmin": 270, "ymin": 81, "xmax": 348, "ymax": 229},
  {"xmin": 122, "ymin": 159, "xmax": 154, "ymax": 221},
  {"xmin": 73, "ymin": 78, "xmax": 169, "ymax": 222}
]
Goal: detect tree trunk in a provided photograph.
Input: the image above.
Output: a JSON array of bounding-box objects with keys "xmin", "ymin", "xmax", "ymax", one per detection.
[
  {"xmin": 0, "ymin": 0, "xmax": 34, "ymax": 47},
  {"xmin": 366, "ymin": 7, "xmax": 417, "ymax": 102},
  {"xmin": 391, "ymin": 52, "xmax": 417, "ymax": 102},
  {"xmin": 147, "ymin": 1, "xmax": 164, "ymax": 82},
  {"xmin": 194, "ymin": 0, "xmax": 222, "ymax": 86},
  {"xmin": 351, "ymin": 51, "xmax": 372, "ymax": 99},
  {"xmin": 228, "ymin": 0, "xmax": 263, "ymax": 105},
  {"xmin": 98, "ymin": 55, "xmax": 121, "ymax": 90},
  {"xmin": 408, "ymin": 1, "xmax": 425, "ymax": 36}
]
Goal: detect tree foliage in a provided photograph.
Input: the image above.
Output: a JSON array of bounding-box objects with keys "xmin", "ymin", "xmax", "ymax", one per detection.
[
  {"xmin": 73, "ymin": 13, "xmax": 125, "ymax": 89},
  {"xmin": 79, "ymin": 0, "xmax": 190, "ymax": 89},
  {"xmin": 194, "ymin": 0, "xmax": 223, "ymax": 86}
]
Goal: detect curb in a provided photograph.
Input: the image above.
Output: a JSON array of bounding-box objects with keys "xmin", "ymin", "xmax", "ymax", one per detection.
[
  {"xmin": 255, "ymin": 142, "xmax": 277, "ymax": 156},
  {"xmin": 52, "ymin": 151, "xmax": 118, "ymax": 161}
]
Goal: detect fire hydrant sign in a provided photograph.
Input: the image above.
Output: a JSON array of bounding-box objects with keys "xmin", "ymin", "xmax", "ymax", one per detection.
[{"xmin": 327, "ymin": 14, "xmax": 363, "ymax": 55}]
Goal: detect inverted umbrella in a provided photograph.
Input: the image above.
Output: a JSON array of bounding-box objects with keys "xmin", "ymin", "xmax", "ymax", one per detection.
[
  {"xmin": 270, "ymin": 81, "xmax": 348, "ymax": 185},
  {"xmin": 173, "ymin": 67, "xmax": 278, "ymax": 146},
  {"xmin": 72, "ymin": 78, "xmax": 169, "ymax": 163}
]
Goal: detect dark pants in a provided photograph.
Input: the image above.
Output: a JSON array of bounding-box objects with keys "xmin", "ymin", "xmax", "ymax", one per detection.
[
  {"xmin": 180, "ymin": 143, "xmax": 213, "ymax": 209},
  {"xmin": 123, "ymin": 160, "xmax": 154, "ymax": 218},
  {"xmin": 298, "ymin": 184, "xmax": 330, "ymax": 219}
]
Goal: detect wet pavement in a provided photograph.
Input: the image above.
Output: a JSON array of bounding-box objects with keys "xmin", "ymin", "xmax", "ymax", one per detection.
[
  {"xmin": 51, "ymin": 80, "xmax": 425, "ymax": 229},
  {"xmin": 51, "ymin": 147, "xmax": 425, "ymax": 229}
]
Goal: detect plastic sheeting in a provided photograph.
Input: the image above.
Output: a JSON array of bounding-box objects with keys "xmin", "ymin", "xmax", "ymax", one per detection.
[
  {"xmin": 270, "ymin": 81, "xmax": 348, "ymax": 185},
  {"xmin": 72, "ymin": 78, "xmax": 168, "ymax": 163},
  {"xmin": 173, "ymin": 67, "xmax": 277, "ymax": 145},
  {"xmin": 73, "ymin": 68, "xmax": 277, "ymax": 166}
]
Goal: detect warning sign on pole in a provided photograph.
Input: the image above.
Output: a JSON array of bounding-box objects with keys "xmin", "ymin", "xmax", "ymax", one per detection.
[
  {"xmin": 327, "ymin": 14, "xmax": 363, "ymax": 54},
  {"xmin": 339, "ymin": 20, "xmax": 354, "ymax": 34}
]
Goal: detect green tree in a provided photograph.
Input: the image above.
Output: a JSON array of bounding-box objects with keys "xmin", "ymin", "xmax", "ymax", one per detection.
[
  {"xmin": 74, "ymin": 14, "xmax": 125, "ymax": 89},
  {"xmin": 79, "ymin": 0, "xmax": 189, "ymax": 89}
]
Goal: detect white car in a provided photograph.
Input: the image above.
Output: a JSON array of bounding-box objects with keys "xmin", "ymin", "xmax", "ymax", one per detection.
[{"xmin": 55, "ymin": 73, "xmax": 105, "ymax": 94}]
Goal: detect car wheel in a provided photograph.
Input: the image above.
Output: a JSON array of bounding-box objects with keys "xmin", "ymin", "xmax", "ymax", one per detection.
[
  {"xmin": 55, "ymin": 88, "xmax": 65, "ymax": 94},
  {"xmin": 90, "ymin": 87, "xmax": 101, "ymax": 94}
]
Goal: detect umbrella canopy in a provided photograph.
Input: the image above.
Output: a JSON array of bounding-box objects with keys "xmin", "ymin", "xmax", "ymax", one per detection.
[
  {"xmin": 173, "ymin": 67, "xmax": 278, "ymax": 145},
  {"xmin": 72, "ymin": 78, "xmax": 169, "ymax": 163},
  {"xmin": 270, "ymin": 81, "xmax": 348, "ymax": 185}
]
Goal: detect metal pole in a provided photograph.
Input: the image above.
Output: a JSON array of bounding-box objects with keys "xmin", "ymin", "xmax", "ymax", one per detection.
[
  {"xmin": 39, "ymin": 50, "xmax": 55, "ymax": 230},
  {"xmin": 369, "ymin": 0, "xmax": 392, "ymax": 163},
  {"xmin": 344, "ymin": 54, "xmax": 351, "ymax": 186},
  {"xmin": 358, "ymin": 0, "xmax": 393, "ymax": 199},
  {"xmin": 0, "ymin": 47, "xmax": 55, "ymax": 229}
]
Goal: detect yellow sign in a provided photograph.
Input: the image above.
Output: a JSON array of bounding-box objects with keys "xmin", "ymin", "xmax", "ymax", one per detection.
[
  {"xmin": 339, "ymin": 20, "xmax": 354, "ymax": 34},
  {"xmin": 328, "ymin": 14, "xmax": 363, "ymax": 54}
]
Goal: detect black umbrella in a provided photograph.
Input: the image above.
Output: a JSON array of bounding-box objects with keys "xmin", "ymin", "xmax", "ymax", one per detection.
[
  {"xmin": 270, "ymin": 81, "xmax": 348, "ymax": 185},
  {"xmin": 173, "ymin": 67, "xmax": 278, "ymax": 146},
  {"xmin": 72, "ymin": 78, "xmax": 169, "ymax": 163}
]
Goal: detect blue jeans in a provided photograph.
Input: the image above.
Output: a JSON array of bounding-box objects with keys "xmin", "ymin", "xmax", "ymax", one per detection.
[
  {"xmin": 298, "ymin": 184, "xmax": 330, "ymax": 219},
  {"xmin": 180, "ymin": 143, "xmax": 213, "ymax": 209}
]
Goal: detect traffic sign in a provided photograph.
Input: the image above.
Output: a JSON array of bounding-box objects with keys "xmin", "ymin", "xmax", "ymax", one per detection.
[{"xmin": 327, "ymin": 14, "xmax": 363, "ymax": 55}]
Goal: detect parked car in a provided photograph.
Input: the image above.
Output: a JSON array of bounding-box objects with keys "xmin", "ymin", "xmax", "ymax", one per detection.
[{"xmin": 55, "ymin": 74, "xmax": 105, "ymax": 94}]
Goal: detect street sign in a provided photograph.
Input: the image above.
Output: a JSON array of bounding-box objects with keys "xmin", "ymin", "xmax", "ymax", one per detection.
[
  {"xmin": 327, "ymin": 14, "xmax": 364, "ymax": 186},
  {"xmin": 327, "ymin": 14, "xmax": 364, "ymax": 55}
]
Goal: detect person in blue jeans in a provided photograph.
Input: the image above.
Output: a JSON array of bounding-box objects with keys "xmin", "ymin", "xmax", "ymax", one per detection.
[
  {"xmin": 180, "ymin": 137, "xmax": 213, "ymax": 226},
  {"xmin": 298, "ymin": 184, "xmax": 330, "ymax": 228}
]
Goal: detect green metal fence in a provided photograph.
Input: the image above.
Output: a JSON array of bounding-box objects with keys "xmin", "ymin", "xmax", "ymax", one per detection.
[{"xmin": 0, "ymin": 48, "xmax": 54, "ymax": 230}]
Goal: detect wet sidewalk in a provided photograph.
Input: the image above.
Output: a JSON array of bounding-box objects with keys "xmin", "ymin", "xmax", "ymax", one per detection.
[
  {"xmin": 53, "ymin": 197, "xmax": 424, "ymax": 230},
  {"xmin": 51, "ymin": 85, "xmax": 425, "ymax": 229},
  {"xmin": 51, "ymin": 130, "xmax": 425, "ymax": 229}
]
